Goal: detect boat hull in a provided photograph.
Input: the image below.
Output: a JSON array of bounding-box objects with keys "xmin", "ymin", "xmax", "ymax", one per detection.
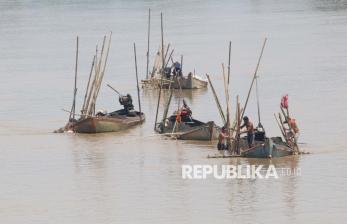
[
  {"xmin": 73, "ymin": 112, "xmax": 145, "ymax": 133},
  {"xmin": 142, "ymin": 74, "xmax": 208, "ymax": 89},
  {"xmin": 176, "ymin": 121, "xmax": 219, "ymax": 140},
  {"xmin": 241, "ymin": 137, "xmax": 294, "ymax": 158},
  {"xmin": 157, "ymin": 119, "xmax": 220, "ymax": 141}
]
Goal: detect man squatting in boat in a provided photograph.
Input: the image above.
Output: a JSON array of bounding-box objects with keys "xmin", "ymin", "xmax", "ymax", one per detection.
[{"xmin": 175, "ymin": 100, "xmax": 193, "ymax": 123}]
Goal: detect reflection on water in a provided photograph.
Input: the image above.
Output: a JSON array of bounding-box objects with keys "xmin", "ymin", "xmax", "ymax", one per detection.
[{"xmin": 1, "ymin": 0, "xmax": 347, "ymax": 223}]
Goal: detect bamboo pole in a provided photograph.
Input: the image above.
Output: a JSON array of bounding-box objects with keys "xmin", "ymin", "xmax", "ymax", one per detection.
[
  {"xmin": 171, "ymin": 78, "xmax": 183, "ymax": 136},
  {"xmin": 161, "ymin": 13, "xmax": 164, "ymax": 74},
  {"xmin": 146, "ymin": 8, "xmax": 151, "ymax": 80},
  {"xmin": 180, "ymin": 55, "xmax": 183, "ymax": 73},
  {"xmin": 164, "ymin": 49, "xmax": 175, "ymax": 68},
  {"xmin": 89, "ymin": 38, "xmax": 106, "ymax": 114},
  {"xmin": 206, "ymin": 74, "xmax": 226, "ymax": 124},
  {"xmin": 222, "ymin": 63, "xmax": 231, "ymax": 150},
  {"xmin": 278, "ymin": 113, "xmax": 289, "ymax": 142},
  {"xmin": 162, "ymin": 89, "xmax": 173, "ymax": 123},
  {"xmin": 96, "ymin": 36, "xmax": 107, "ymax": 75},
  {"xmin": 227, "ymin": 41, "xmax": 231, "ymax": 84},
  {"xmin": 274, "ymin": 113, "xmax": 287, "ymax": 142},
  {"xmin": 81, "ymin": 55, "xmax": 96, "ymax": 116},
  {"xmin": 240, "ymin": 38, "xmax": 267, "ymax": 120},
  {"xmin": 90, "ymin": 33, "xmax": 112, "ymax": 115},
  {"xmin": 162, "ymin": 60, "xmax": 176, "ymax": 123},
  {"xmin": 107, "ymin": 84, "xmax": 121, "ymax": 96},
  {"xmin": 164, "ymin": 43, "xmax": 170, "ymax": 63},
  {"xmin": 94, "ymin": 35, "xmax": 110, "ymax": 99},
  {"xmin": 133, "ymin": 42, "xmax": 142, "ymax": 118},
  {"xmin": 236, "ymin": 96, "xmax": 241, "ymax": 154},
  {"xmin": 69, "ymin": 36, "xmax": 79, "ymax": 121},
  {"xmin": 154, "ymin": 12, "xmax": 165, "ymax": 130},
  {"xmin": 62, "ymin": 108, "xmax": 93, "ymax": 118},
  {"xmin": 84, "ymin": 46, "xmax": 98, "ymax": 116},
  {"xmin": 87, "ymin": 38, "xmax": 104, "ymax": 115},
  {"xmin": 222, "ymin": 64, "xmax": 228, "ymax": 107},
  {"xmin": 255, "ymin": 76, "xmax": 262, "ymax": 127}
]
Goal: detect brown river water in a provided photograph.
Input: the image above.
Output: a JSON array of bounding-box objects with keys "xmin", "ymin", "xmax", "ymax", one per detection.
[{"xmin": 1, "ymin": 0, "xmax": 347, "ymax": 223}]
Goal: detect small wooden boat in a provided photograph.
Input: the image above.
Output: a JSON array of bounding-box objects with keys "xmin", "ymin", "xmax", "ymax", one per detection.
[
  {"xmin": 71, "ymin": 109, "xmax": 145, "ymax": 133},
  {"xmin": 56, "ymin": 34, "xmax": 146, "ymax": 134},
  {"xmin": 155, "ymin": 115, "xmax": 219, "ymax": 140},
  {"xmin": 239, "ymin": 131, "xmax": 297, "ymax": 158},
  {"xmin": 141, "ymin": 45, "xmax": 208, "ymax": 89},
  {"xmin": 142, "ymin": 73, "xmax": 208, "ymax": 89}
]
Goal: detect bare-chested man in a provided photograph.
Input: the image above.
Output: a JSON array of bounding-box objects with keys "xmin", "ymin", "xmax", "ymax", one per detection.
[{"xmin": 240, "ymin": 116, "xmax": 254, "ymax": 148}]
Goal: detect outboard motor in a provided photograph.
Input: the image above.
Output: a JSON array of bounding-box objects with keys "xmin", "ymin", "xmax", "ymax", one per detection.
[
  {"xmin": 119, "ymin": 94, "xmax": 134, "ymax": 114},
  {"xmin": 255, "ymin": 124, "xmax": 266, "ymax": 142}
]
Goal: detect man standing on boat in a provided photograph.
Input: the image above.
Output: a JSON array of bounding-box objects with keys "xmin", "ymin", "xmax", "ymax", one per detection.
[
  {"xmin": 240, "ymin": 116, "xmax": 254, "ymax": 148},
  {"xmin": 172, "ymin": 61, "xmax": 182, "ymax": 77},
  {"xmin": 217, "ymin": 126, "xmax": 229, "ymax": 150}
]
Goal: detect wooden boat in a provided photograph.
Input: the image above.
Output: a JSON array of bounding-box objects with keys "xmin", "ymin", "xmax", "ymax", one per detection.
[
  {"xmin": 142, "ymin": 73, "xmax": 208, "ymax": 89},
  {"xmin": 239, "ymin": 131, "xmax": 297, "ymax": 158},
  {"xmin": 72, "ymin": 109, "xmax": 145, "ymax": 133},
  {"xmin": 56, "ymin": 34, "xmax": 145, "ymax": 134},
  {"xmin": 141, "ymin": 45, "xmax": 208, "ymax": 89},
  {"xmin": 155, "ymin": 115, "xmax": 220, "ymax": 140}
]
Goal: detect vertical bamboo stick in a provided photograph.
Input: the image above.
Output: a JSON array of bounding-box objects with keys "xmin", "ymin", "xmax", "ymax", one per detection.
[
  {"xmin": 81, "ymin": 55, "xmax": 96, "ymax": 116},
  {"xmin": 133, "ymin": 42, "xmax": 142, "ymax": 118},
  {"xmin": 222, "ymin": 63, "xmax": 231, "ymax": 150},
  {"xmin": 154, "ymin": 12, "xmax": 165, "ymax": 129},
  {"xmin": 90, "ymin": 33, "xmax": 111, "ymax": 115},
  {"xmin": 70, "ymin": 36, "xmax": 79, "ymax": 121},
  {"xmin": 237, "ymin": 96, "xmax": 241, "ymax": 154},
  {"xmin": 84, "ymin": 46, "xmax": 98, "ymax": 116},
  {"xmin": 180, "ymin": 55, "xmax": 183, "ymax": 73},
  {"xmin": 227, "ymin": 41, "xmax": 231, "ymax": 85},
  {"xmin": 146, "ymin": 8, "xmax": 151, "ymax": 80}
]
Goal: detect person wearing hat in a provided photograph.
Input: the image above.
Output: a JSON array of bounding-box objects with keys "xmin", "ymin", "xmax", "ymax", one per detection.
[{"xmin": 240, "ymin": 116, "xmax": 254, "ymax": 148}]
